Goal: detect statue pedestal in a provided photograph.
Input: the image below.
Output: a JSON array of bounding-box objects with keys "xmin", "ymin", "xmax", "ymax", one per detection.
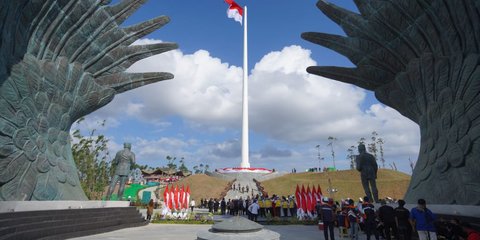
[
  {"xmin": 197, "ymin": 217, "xmax": 280, "ymax": 240},
  {"xmin": 0, "ymin": 200, "xmax": 130, "ymax": 213}
]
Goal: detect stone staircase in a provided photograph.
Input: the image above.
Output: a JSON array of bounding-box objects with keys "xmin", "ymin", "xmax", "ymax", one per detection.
[
  {"xmin": 224, "ymin": 174, "xmax": 259, "ymax": 201},
  {"xmin": 0, "ymin": 207, "xmax": 146, "ymax": 240}
]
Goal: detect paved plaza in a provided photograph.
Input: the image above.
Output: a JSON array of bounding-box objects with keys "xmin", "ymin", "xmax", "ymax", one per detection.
[
  {"xmin": 70, "ymin": 223, "xmax": 323, "ymax": 240},
  {"xmin": 70, "ymin": 212, "xmax": 373, "ymax": 240}
]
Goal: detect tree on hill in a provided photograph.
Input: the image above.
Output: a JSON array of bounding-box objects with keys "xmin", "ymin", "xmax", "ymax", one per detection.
[
  {"xmin": 178, "ymin": 157, "xmax": 189, "ymax": 172},
  {"xmin": 347, "ymin": 131, "xmax": 385, "ymax": 169},
  {"xmin": 368, "ymin": 131, "xmax": 379, "ymax": 161},
  {"xmin": 347, "ymin": 145, "xmax": 356, "ymax": 170},
  {"xmin": 377, "ymin": 137, "xmax": 386, "ymax": 168},
  {"xmin": 327, "ymin": 136, "xmax": 337, "ymax": 169},
  {"xmin": 71, "ymin": 118, "xmax": 111, "ymax": 200},
  {"xmin": 166, "ymin": 155, "xmax": 177, "ymax": 171}
]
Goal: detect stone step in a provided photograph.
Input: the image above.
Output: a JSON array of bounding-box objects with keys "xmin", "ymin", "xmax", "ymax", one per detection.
[{"xmin": 0, "ymin": 207, "xmax": 145, "ymax": 240}]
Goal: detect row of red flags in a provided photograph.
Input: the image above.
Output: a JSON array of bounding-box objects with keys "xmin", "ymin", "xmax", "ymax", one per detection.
[
  {"xmin": 295, "ymin": 184, "xmax": 323, "ymax": 213},
  {"xmin": 163, "ymin": 185, "xmax": 190, "ymax": 211}
]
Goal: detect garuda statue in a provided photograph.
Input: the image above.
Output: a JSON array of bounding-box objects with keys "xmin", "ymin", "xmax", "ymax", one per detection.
[
  {"xmin": 303, "ymin": 0, "xmax": 480, "ymax": 205},
  {"xmin": 0, "ymin": 0, "xmax": 177, "ymax": 200}
]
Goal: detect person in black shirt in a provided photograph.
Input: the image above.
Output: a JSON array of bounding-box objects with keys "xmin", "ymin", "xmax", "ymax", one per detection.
[
  {"xmin": 208, "ymin": 198, "xmax": 214, "ymax": 213},
  {"xmin": 378, "ymin": 199, "xmax": 398, "ymax": 240},
  {"xmin": 320, "ymin": 197, "xmax": 336, "ymax": 240},
  {"xmin": 213, "ymin": 198, "xmax": 220, "ymax": 213},
  {"xmin": 220, "ymin": 198, "xmax": 226, "ymax": 215},
  {"xmin": 394, "ymin": 200, "xmax": 412, "ymax": 240},
  {"xmin": 363, "ymin": 196, "xmax": 379, "ymax": 240}
]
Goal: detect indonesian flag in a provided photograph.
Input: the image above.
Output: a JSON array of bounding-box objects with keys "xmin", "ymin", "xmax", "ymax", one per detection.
[
  {"xmin": 169, "ymin": 185, "xmax": 175, "ymax": 210},
  {"xmin": 182, "ymin": 185, "xmax": 187, "ymax": 209},
  {"xmin": 175, "ymin": 185, "xmax": 180, "ymax": 210},
  {"xmin": 186, "ymin": 185, "xmax": 191, "ymax": 209},
  {"xmin": 179, "ymin": 185, "xmax": 185, "ymax": 210},
  {"xmin": 295, "ymin": 184, "xmax": 301, "ymax": 210},
  {"xmin": 301, "ymin": 185, "xmax": 307, "ymax": 212},
  {"xmin": 225, "ymin": 0, "xmax": 243, "ymax": 24},
  {"xmin": 317, "ymin": 184, "xmax": 323, "ymax": 200},
  {"xmin": 306, "ymin": 185, "xmax": 312, "ymax": 213},
  {"xmin": 312, "ymin": 186, "xmax": 318, "ymax": 210},
  {"xmin": 164, "ymin": 185, "xmax": 170, "ymax": 209}
]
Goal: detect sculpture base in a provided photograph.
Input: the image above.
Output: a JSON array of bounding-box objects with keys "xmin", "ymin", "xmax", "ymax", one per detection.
[
  {"xmin": 197, "ymin": 217, "xmax": 280, "ymax": 240},
  {"xmin": 0, "ymin": 200, "xmax": 130, "ymax": 213},
  {"xmin": 217, "ymin": 167, "xmax": 273, "ymax": 174}
]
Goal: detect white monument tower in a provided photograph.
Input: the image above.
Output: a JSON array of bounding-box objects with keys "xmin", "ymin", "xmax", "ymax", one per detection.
[{"xmin": 240, "ymin": 6, "xmax": 250, "ymax": 168}]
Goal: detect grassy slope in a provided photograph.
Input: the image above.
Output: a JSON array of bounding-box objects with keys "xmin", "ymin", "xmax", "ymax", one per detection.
[
  {"xmin": 261, "ymin": 169, "xmax": 411, "ymax": 201},
  {"xmin": 173, "ymin": 174, "xmax": 230, "ymax": 201}
]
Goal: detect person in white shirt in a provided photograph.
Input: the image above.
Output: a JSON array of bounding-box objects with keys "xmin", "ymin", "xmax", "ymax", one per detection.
[
  {"xmin": 190, "ymin": 199, "xmax": 195, "ymax": 212},
  {"xmin": 248, "ymin": 199, "xmax": 260, "ymax": 222}
]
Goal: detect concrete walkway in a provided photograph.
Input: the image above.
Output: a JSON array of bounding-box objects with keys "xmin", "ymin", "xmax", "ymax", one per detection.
[{"xmin": 224, "ymin": 174, "xmax": 258, "ymax": 200}]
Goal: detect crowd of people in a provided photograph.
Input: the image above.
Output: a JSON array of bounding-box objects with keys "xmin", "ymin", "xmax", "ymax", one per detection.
[
  {"xmin": 195, "ymin": 193, "xmax": 479, "ymax": 240},
  {"xmin": 316, "ymin": 197, "xmax": 479, "ymax": 240},
  {"xmin": 197, "ymin": 193, "xmax": 300, "ymax": 222}
]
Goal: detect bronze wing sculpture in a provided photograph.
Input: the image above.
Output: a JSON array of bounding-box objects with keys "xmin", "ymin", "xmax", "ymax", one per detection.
[
  {"xmin": 0, "ymin": 0, "xmax": 177, "ymax": 200},
  {"xmin": 303, "ymin": 0, "xmax": 480, "ymax": 205}
]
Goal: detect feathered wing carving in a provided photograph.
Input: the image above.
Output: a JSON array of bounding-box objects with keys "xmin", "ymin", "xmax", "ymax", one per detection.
[
  {"xmin": 0, "ymin": 0, "xmax": 177, "ymax": 200},
  {"xmin": 303, "ymin": 0, "xmax": 480, "ymax": 205}
]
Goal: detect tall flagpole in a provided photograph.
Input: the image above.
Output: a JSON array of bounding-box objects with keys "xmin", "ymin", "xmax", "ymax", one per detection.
[{"xmin": 240, "ymin": 6, "xmax": 250, "ymax": 168}]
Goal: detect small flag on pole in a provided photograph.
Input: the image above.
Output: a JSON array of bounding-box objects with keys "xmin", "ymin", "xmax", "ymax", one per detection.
[{"xmin": 224, "ymin": 0, "xmax": 243, "ymax": 24}]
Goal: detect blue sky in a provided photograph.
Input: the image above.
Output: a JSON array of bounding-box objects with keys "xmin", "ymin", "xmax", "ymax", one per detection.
[{"xmin": 82, "ymin": 0, "xmax": 421, "ymax": 173}]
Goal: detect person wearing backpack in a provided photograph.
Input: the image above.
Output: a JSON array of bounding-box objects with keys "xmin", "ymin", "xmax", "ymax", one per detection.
[
  {"xmin": 410, "ymin": 199, "xmax": 437, "ymax": 240},
  {"xmin": 362, "ymin": 196, "xmax": 380, "ymax": 240}
]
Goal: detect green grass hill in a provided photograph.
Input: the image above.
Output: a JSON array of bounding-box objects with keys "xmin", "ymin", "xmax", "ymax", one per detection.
[
  {"xmin": 260, "ymin": 169, "xmax": 411, "ymax": 201},
  {"xmin": 174, "ymin": 174, "xmax": 231, "ymax": 201}
]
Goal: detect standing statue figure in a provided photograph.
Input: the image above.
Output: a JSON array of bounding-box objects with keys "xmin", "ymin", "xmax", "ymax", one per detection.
[
  {"xmin": 356, "ymin": 144, "xmax": 379, "ymax": 203},
  {"xmin": 107, "ymin": 143, "xmax": 136, "ymax": 200}
]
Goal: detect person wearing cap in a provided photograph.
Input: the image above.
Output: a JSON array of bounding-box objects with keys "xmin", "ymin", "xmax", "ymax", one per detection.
[
  {"xmin": 356, "ymin": 143, "xmax": 379, "ymax": 202},
  {"xmin": 410, "ymin": 199, "xmax": 437, "ymax": 240},
  {"xmin": 362, "ymin": 196, "xmax": 380, "ymax": 240},
  {"xmin": 320, "ymin": 197, "xmax": 336, "ymax": 240},
  {"xmin": 395, "ymin": 200, "xmax": 412, "ymax": 240}
]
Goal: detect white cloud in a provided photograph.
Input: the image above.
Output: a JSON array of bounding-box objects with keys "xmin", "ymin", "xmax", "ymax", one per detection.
[
  {"xmin": 131, "ymin": 38, "xmax": 163, "ymax": 46},
  {"xmin": 87, "ymin": 39, "xmax": 420, "ymax": 173}
]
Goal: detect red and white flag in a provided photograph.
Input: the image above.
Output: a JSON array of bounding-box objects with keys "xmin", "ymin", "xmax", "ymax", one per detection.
[
  {"xmin": 317, "ymin": 184, "xmax": 323, "ymax": 200},
  {"xmin": 164, "ymin": 185, "xmax": 170, "ymax": 210},
  {"xmin": 306, "ymin": 185, "xmax": 312, "ymax": 213},
  {"xmin": 186, "ymin": 185, "xmax": 191, "ymax": 209},
  {"xmin": 225, "ymin": 0, "xmax": 243, "ymax": 24},
  {"xmin": 169, "ymin": 186, "xmax": 175, "ymax": 209},
  {"xmin": 295, "ymin": 184, "xmax": 302, "ymax": 210},
  {"xmin": 301, "ymin": 185, "xmax": 307, "ymax": 212},
  {"xmin": 179, "ymin": 185, "xmax": 185, "ymax": 210},
  {"xmin": 175, "ymin": 185, "xmax": 181, "ymax": 210}
]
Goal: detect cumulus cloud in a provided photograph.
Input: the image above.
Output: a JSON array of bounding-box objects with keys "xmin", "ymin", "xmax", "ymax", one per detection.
[{"xmin": 86, "ymin": 39, "xmax": 420, "ymax": 172}]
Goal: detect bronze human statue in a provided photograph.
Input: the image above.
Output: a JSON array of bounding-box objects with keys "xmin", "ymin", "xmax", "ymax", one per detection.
[
  {"xmin": 106, "ymin": 143, "xmax": 136, "ymax": 200},
  {"xmin": 356, "ymin": 144, "xmax": 379, "ymax": 203}
]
